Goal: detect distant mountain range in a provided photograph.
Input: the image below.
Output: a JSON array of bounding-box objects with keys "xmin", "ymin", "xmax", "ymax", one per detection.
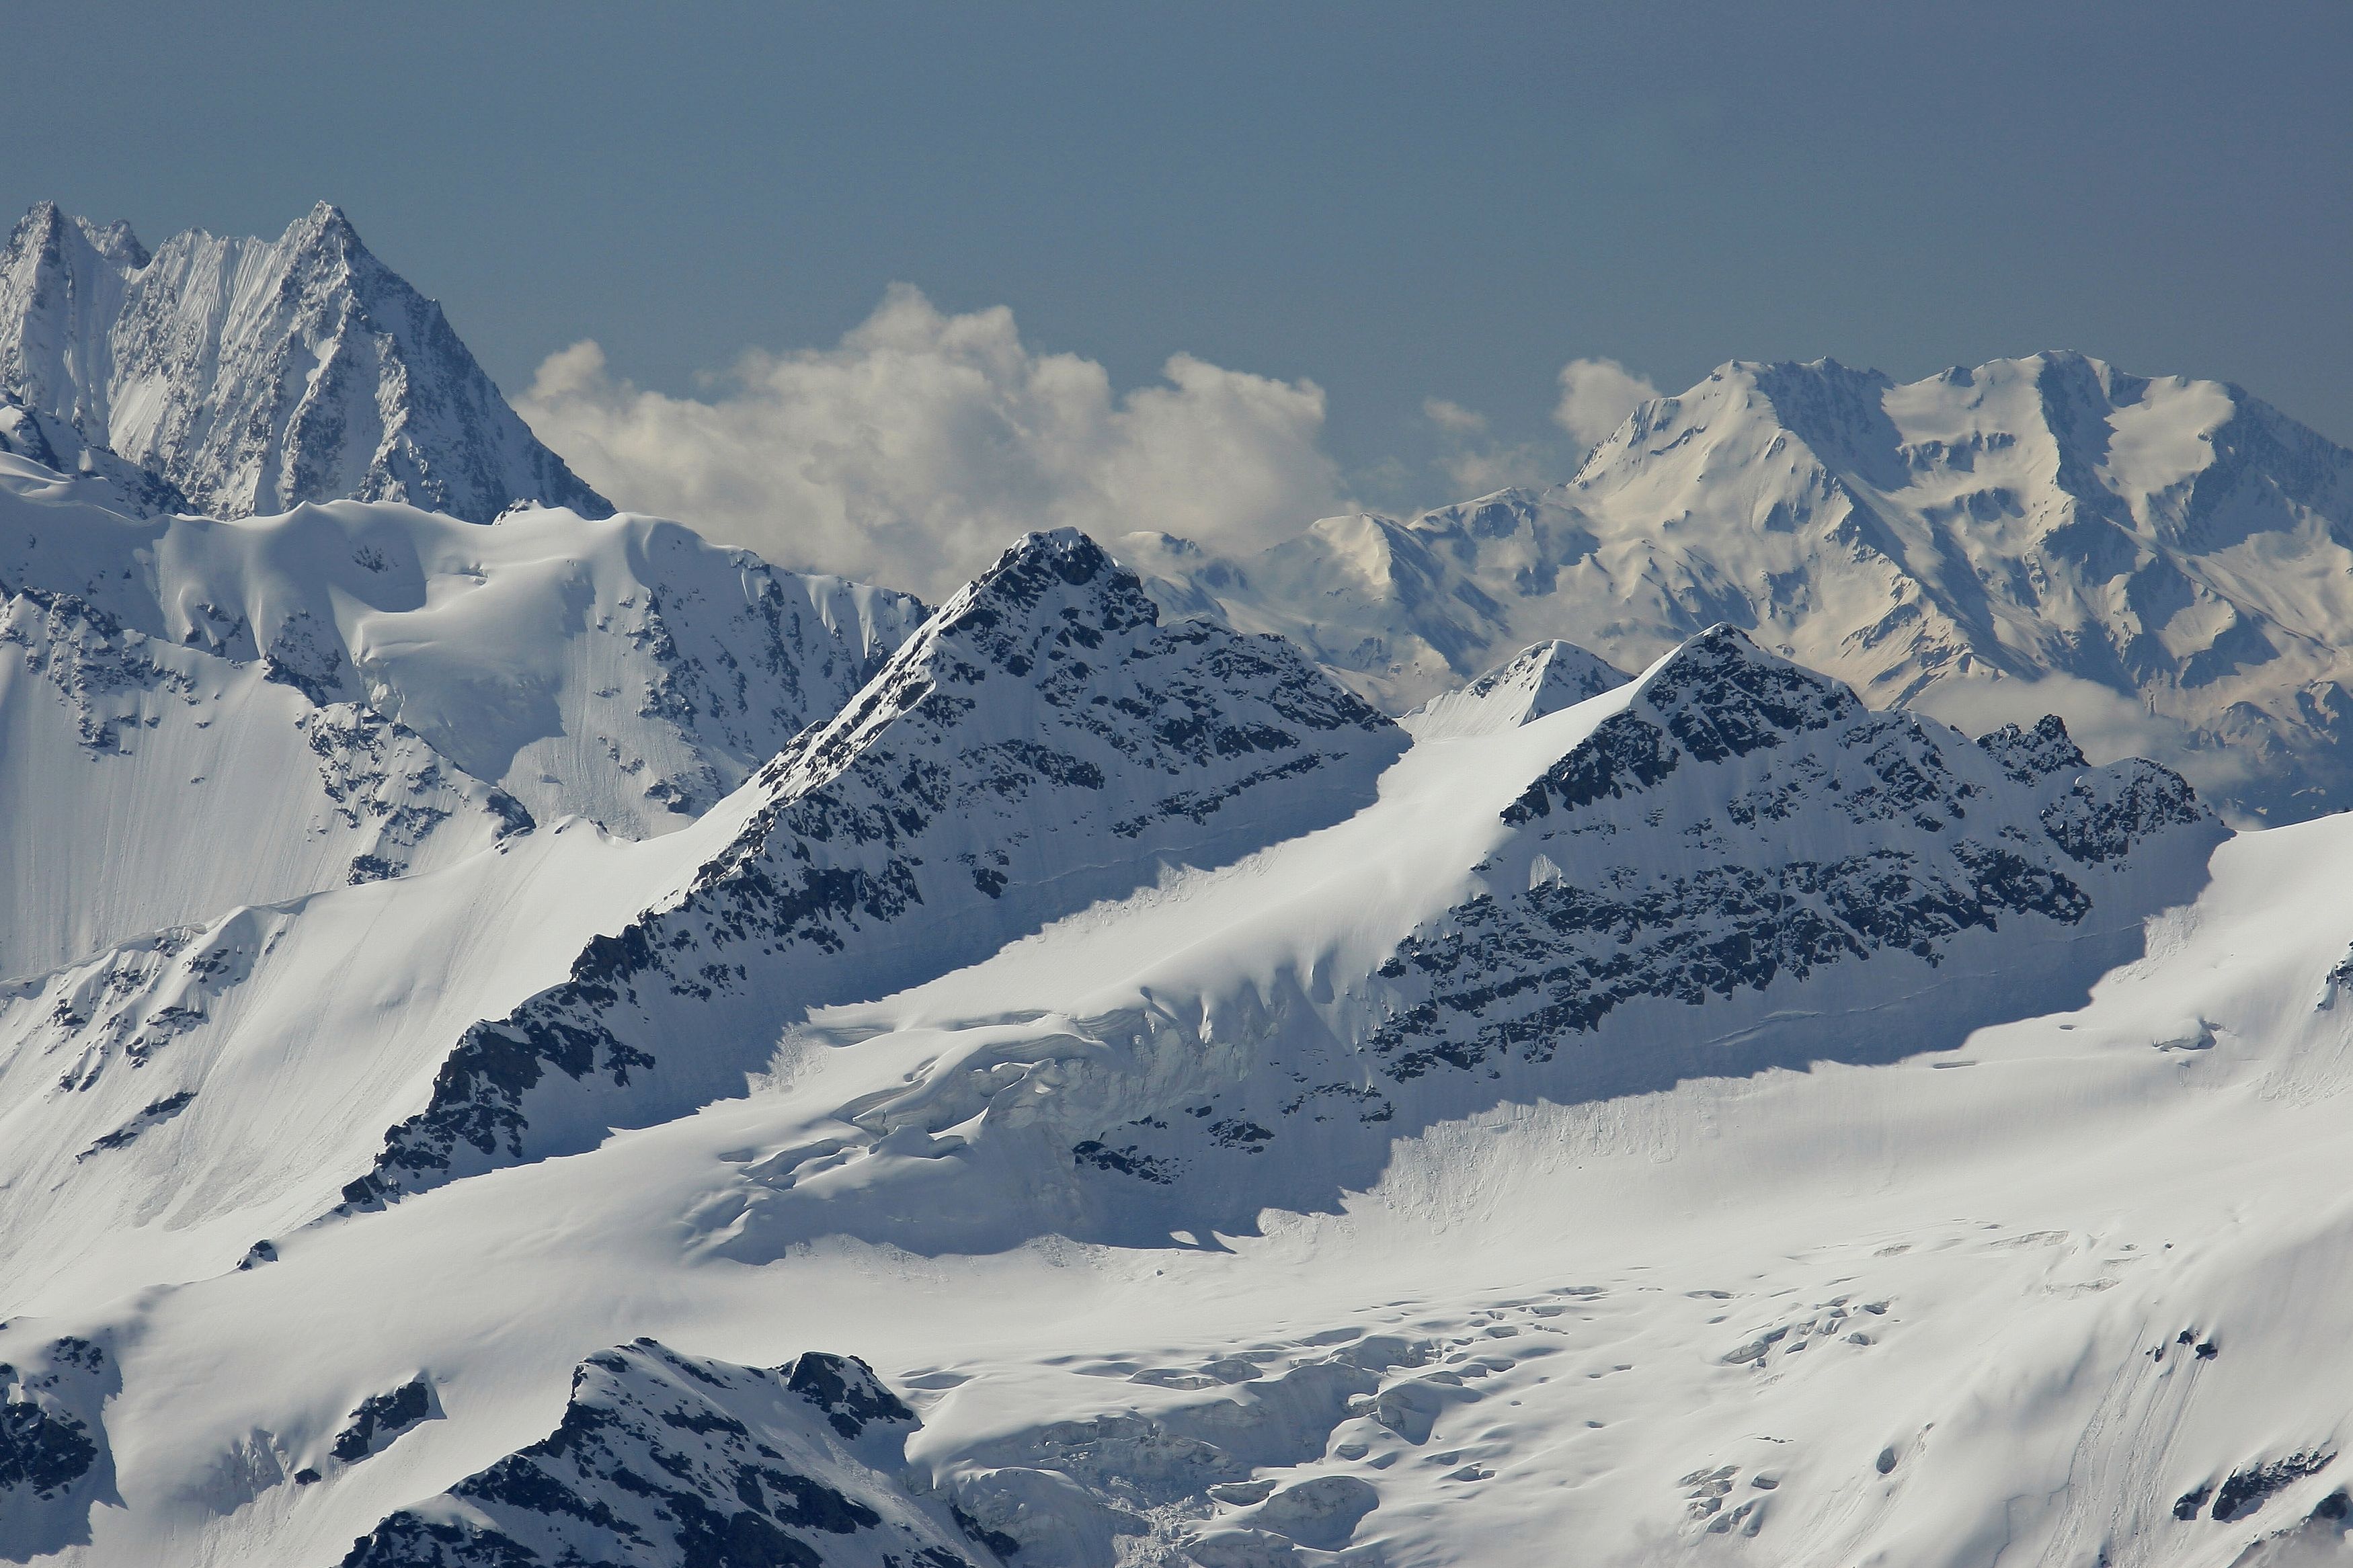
[{"xmin": 1131, "ymin": 352, "xmax": 2353, "ymax": 821}]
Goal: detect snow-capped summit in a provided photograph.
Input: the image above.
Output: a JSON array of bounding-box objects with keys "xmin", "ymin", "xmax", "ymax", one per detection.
[
  {"xmin": 1142, "ymin": 352, "xmax": 2353, "ymax": 821},
  {"xmin": 1402, "ymin": 638, "xmax": 1628, "ymax": 739},
  {"xmin": 0, "ymin": 524, "xmax": 1401, "ymax": 1284},
  {"xmin": 0, "ymin": 200, "xmax": 609, "ymax": 522}
]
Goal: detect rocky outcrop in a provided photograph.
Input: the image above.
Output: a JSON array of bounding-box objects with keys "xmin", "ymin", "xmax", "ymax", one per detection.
[{"xmin": 340, "ymin": 1341, "xmax": 987, "ymax": 1568}]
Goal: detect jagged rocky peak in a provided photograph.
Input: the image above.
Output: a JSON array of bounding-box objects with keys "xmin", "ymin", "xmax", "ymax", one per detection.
[
  {"xmin": 1390, "ymin": 624, "xmax": 2218, "ymax": 1076},
  {"xmin": 1977, "ymin": 712, "xmax": 2091, "ymax": 784},
  {"xmin": 1404, "ymin": 638, "xmax": 1630, "ymax": 739},
  {"xmin": 742, "ymin": 525, "xmax": 1401, "ymax": 837},
  {"xmin": 340, "ymin": 1339, "xmax": 988, "ymax": 1568},
  {"xmin": 349, "ymin": 526, "xmax": 1406, "ymax": 1202},
  {"xmin": 0, "ymin": 200, "xmax": 610, "ymax": 523},
  {"xmin": 725, "ymin": 620, "xmax": 2227, "ymax": 1244}
]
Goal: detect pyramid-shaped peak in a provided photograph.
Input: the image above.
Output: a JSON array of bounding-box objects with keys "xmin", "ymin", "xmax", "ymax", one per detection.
[
  {"xmin": 932, "ymin": 528, "xmax": 1161, "ymax": 647},
  {"xmin": 1407, "ymin": 638, "xmax": 1629, "ymax": 739},
  {"xmin": 285, "ymin": 200, "xmax": 364, "ymax": 251},
  {"xmin": 1494, "ymin": 639, "xmax": 1627, "ymax": 710},
  {"xmin": 1627, "ymin": 624, "xmax": 1864, "ymax": 761},
  {"xmin": 10, "ymin": 200, "xmax": 63, "ymax": 243},
  {"xmin": 0, "ymin": 199, "xmax": 612, "ymax": 522},
  {"xmin": 4, "ymin": 201, "xmax": 145, "ymax": 274}
]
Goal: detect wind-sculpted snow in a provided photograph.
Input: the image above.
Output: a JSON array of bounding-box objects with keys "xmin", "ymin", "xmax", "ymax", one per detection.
[
  {"xmin": 350, "ymin": 529, "xmax": 1404, "ymax": 1205},
  {"xmin": 0, "ymin": 544, "xmax": 2287, "ymax": 1568},
  {"xmin": 340, "ymin": 1341, "xmax": 987, "ymax": 1568},
  {"xmin": 0, "ymin": 579, "xmax": 528, "ymax": 977},
  {"xmin": 1134, "ymin": 352, "xmax": 2353, "ymax": 821},
  {"xmin": 0, "ymin": 479, "xmax": 925, "ymax": 839},
  {"xmin": 0, "ymin": 201, "xmax": 605, "ymax": 522}
]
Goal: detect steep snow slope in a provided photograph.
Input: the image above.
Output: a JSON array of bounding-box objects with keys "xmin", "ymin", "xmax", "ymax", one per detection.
[
  {"xmin": 653, "ymin": 626, "xmax": 2216, "ymax": 1256},
  {"xmin": 0, "ymin": 817, "xmax": 665, "ymax": 1315},
  {"xmin": 1131, "ymin": 352, "xmax": 2353, "ymax": 822},
  {"xmin": 0, "ymin": 474, "xmax": 924, "ymax": 841},
  {"xmin": 343, "ymin": 528, "xmax": 1402, "ymax": 1204},
  {"xmin": 0, "ymin": 201, "xmax": 606, "ymax": 522},
  {"xmin": 0, "ymin": 576, "xmax": 528, "ymax": 979}
]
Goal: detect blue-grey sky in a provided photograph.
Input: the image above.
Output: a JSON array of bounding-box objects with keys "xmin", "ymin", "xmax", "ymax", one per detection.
[{"xmin": 13, "ymin": 1, "xmax": 2353, "ymax": 530}]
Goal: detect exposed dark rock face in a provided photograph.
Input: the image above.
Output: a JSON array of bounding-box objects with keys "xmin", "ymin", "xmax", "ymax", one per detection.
[
  {"xmin": 1977, "ymin": 714, "xmax": 2088, "ymax": 784},
  {"xmin": 346, "ymin": 529, "xmax": 1404, "ymax": 1206},
  {"xmin": 330, "ymin": 1378, "xmax": 435, "ymax": 1462},
  {"xmin": 0, "ymin": 1332, "xmax": 120, "ymax": 1561},
  {"xmin": 1361, "ymin": 628, "xmax": 2210, "ymax": 1086},
  {"xmin": 1047, "ymin": 628, "xmax": 2222, "ymax": 1202},
  {"xmin": 340, "ymin": 1339, "xmax": 986, "ymax": 1568},
  {"xmin": 2211, "ymin": 1452, "xmax": 2335, "ymax": 1522}
]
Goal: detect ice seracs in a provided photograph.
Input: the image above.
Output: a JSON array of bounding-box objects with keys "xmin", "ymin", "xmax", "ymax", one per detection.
[{"xmin": 0, "ymin": 200, "xmax": 609, "ymax": 522}]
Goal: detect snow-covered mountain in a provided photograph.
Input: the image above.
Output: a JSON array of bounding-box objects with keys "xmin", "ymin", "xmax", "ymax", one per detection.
[
  {"xmin": 339, "ymin": 1343, "xmax": 988, "ymax": 1568},
  {"xmin": 7, "ymin": 247, "xmax": 2353, "ymax": 1564},
  {"xmin": 0, "ymin": 528, "xmax": 1406, "ymax": 1313},
  {"xmin": 0, "ymin": 201, "xmax": 608, "ymax": 523},
  {"xmin": 0, "ymin": 445, "xmax": 922, "ymax": 976},
  {"xmin": 1400, "ymin": 638, "xmax": 1626, "ymax": 739},
  {"xmin": 1129, "ymin": 352, "xmax": 2353, "ymax": 822},
  {"xmin": 3, "ymin": 519, "xmax": 2284, "ymax": 1565}
]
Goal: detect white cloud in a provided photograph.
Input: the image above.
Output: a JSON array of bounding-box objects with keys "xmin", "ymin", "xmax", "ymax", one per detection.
[
  {"xmin": 1552, "ymin": 357, "xmax": 1661, "ymax": 450},
  {"xmin": 1437, "ymin": 440, "xmax": 1558, "ymax": 497},
  {"xmin": 519, "ymin": 284, "xmax": 1349, "ymax": 597},
  {"xmin": 1421, "ymin": 397, "xmax": 1487, "ymax": 435},
  {"xmin": 1423, "ymin": 397, "xmax": 1559, "ymax": 497}
]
